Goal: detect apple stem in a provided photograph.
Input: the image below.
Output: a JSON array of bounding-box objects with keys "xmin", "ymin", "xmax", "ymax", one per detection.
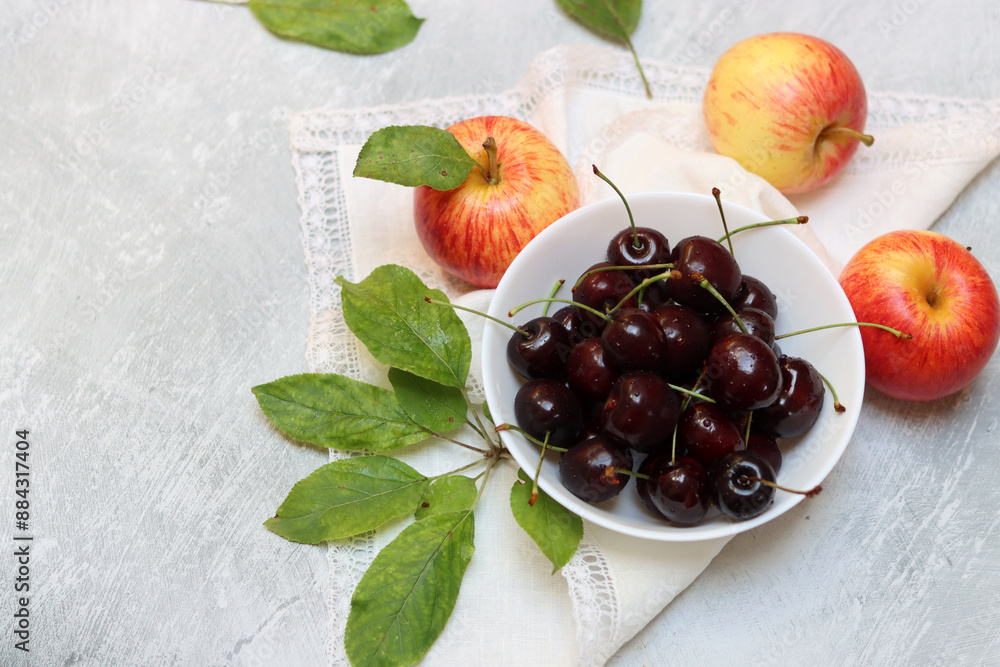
[
  {"xmin": 717, "ymin": 216, "xmax": 809, "ymax": 245},
  {"xmin": 818, "ymin": 372, "xmax": 846, "ymax": 413},
  {"xmin": 693, "ymin": 273, "xmax": 749, "ymax": 334},
  {"xmin": 424, "ymin": 296, "xmax": 530, "ymax": 337},
  {"xmin": 509, "ymin": 297, "xmax": 612, "ymax": 323},
  {"xmin": 593, "ymin": 165, "xmax": 640, "ymax": 249},
  {"xmin": 748, "ymin": 477, "xmax": 823, "ymax": 498},
  {"xmin": 712, "ymin": 187, "xmax": 736, "ymax": 257},
  {"xmin": 820, "ymin": 126, "xmax": 875, "ymax": 147},
  {"xmin": 541, "ymin": 279, "xmax": 565, "ymax": 316},
  {"xmin": 775, "ymin": 321, "xmax": 912, "ymax": 340},
  {"xmin": 482, "ymin": 137, "xmax": 500, "ymax": 185}
]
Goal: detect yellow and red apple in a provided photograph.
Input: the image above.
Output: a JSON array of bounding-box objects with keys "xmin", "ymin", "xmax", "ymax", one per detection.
[
  {"xmin": 703, "ymin": 32, "xmax": 873, "ymax": 195},
  {"xmin": 839, "ymin": 230, "xmax": 1000, "ymax": 401},
  {"xmin": 413, "ymin": 116, "xmax": 579, "ymax": 289}
]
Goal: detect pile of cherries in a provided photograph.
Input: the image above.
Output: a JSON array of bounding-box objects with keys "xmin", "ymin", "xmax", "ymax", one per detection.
[{"xmin": 507, "ymin": 187, "xmax": 827, "ymax": 526}]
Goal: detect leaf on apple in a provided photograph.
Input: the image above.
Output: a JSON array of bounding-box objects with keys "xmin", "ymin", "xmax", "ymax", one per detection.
[
  {"xmin": 554, "ymin": 0, "xmax": 651, "ymax": 97},
  {"xmin": 247, "ymin": 0, "xmax": 424, "ymax": 55},
  {"xmin": 353, "ymin": 125, "xmax": 479, "ymax": 190}
]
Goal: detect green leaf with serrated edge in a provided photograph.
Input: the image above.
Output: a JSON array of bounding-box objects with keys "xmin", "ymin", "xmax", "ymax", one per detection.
[
  {"xmin": 554, "ymin": 0, "xmax": 641, "ymax": 40},
  {"xmin": 264, "ymin": 455, "xmax": 429, "ymax": 544},
  {"xmin": 247, "ymin": 0, "xmax": 423, "ymax": 55},
  {"xmin": 388, "ymin": 367, "xmax": 468, "ymax": 433},
  {"xmin": 336, "ymin": 265, "xmax": 471, "ymax": 389},
  {"xmin": 510, "ymin": 469, "xmax": 583, "ymax": 573},
  {"xmin": 253, "ymin": 373, "xmax": 427, "ymax": 450},
  {"xmin": 415, "ymin": 475, "xmax": 477, "ymax": 520},
  {"xmin": 345, "ymin": 510, "xmax": 475, "ymax": 667},
  {"xmin": 353, "ymin": 125, "xmax": 479, "ymax": 190}
]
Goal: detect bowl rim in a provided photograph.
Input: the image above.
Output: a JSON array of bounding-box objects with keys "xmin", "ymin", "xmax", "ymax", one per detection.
[{"xmin": 482, "ymin": 190, "xmax": 865, "ymax": 542}]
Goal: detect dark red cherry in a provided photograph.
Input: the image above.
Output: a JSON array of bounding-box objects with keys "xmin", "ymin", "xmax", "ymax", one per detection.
[
  {"xmin": 677, "ymin": 402, "xmax": 746, "ymax": 467},
  {"xmin": 648, "ymin": 456, "xmax": 712, "ymax": 525},
  {"xmin": 552, "ymin": 305, "xmax": 602, "ymax": 346},
  {"xmin": 558, "ymin": 436, "xmax": 633, "ymax": 503},
  {"xmin": 573, "ymin": 262, "xmax": 636, "ymax": 329},
  {"xmin": 600, "ymin": 308, "xmax": 668, "ymax": 372},
  {"xmin": 711, "ymin": 450, "xmax": 776, "ymax": 521},
  {"xmin": 753, "ymin": 355, "xmax": 825, "ymax": 439},
  {"xmin": 607, "ymin": 227, "xmax": 672, "ymax": 305},
  {"xmin": 746, "ymin": 431, "xmax": 782, "ymax": 474},
  {"xmin": 650, "ymin": 303, "xmax": 712, "ymax": 380},
  {"xmin": 513, "ymin": 379, "xmax": 582, "ymax": 448},
  {"xmin": 668, "ymin": 235, "xmax": 742, "ymax": 314},
  {"xmin": 710, "ymin": 307, "xmax": 776, "ymax": 347},
  {"xmin": 506, "ymin": 316, "xmax": 571, "ymax": 380},
  {"xmin": 704, "ymin": 332, "xmax": 782, "ymax": 412},
  {"xmin": 600, "ymin": 371, "xmax": 680, "ymax": 454},
  {"xmin": 732, "ymin": 274, "xmax": 778, "ymax": 320},
  {"xmin": 566, "ymin": 337, "xmax": 618, "ymax": 402}
]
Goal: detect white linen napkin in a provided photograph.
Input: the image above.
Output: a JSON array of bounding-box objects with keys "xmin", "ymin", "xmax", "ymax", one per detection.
[{"xmin": 288, "ymin": 44, "xmax": 1000, "ymax": 666}]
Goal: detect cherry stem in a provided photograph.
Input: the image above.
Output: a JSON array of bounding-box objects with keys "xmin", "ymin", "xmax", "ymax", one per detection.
[
  {"xmin": 820, "ymin": 126, "xmax": 874, "ymax": 147},
  {"xmin": 573, "ymin": 263, "xmax": 674, "ymax": 291},
  {"xmin": 748, "ymin": 476, "xmax": 823, "ymax": 498},
  {"xmin": 775, "ymin": 321, "xmax": 912, "ymax": 340},
  {"xmin": 694, "ymin": 274, "xmax": 749, "ymax": 334},
  {"xmin": 528, "ymin": 432, "xmax": 550, "ymax": 506},
  {"xmin": 541, "ymin": 280, "xmax": 565, "ymax": 317},
  {"xmin": 611, "ymin": 467, "xmax": 650, "ymax": 481},
  {"xmin": 818, "ymin": 372, "xmax": 846, "ymax": 413},
  {"xmin": 509, "ymin": 297, "xmax": 611, "ymax": 323},
  {"xmin": 743, "ymin": 410, "xmax": 753, "ymax": 444},
  {"xmin": 717, "ymin": 216, "xmax": 809, "ymax": 245},
  {"xmin": 608, "ymin": 269, "xmax": 680, "ymax": 315},
  {"xmin": 482, "ymin": 137, "xmax": 499, "ymax": 185},
  {"xmin": 425, "ymin": 296, "xmax": 529, "ymax": 337},
  {"xmin": 668, "ymin": 383, "xmax": 715, "ymax": 404},
  {"xmin": 593, "ymin": 165, "xmax": 640, "ymax": 249},
  {"xmin": 495, "ymin": 423, "xmax": 569, "ymax": 453},
  {"xmin": 712, "ymin": 187, "xmax": 735, "ymax": 258}
]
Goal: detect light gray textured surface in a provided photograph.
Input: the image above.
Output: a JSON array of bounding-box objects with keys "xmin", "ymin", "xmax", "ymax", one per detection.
[{"xmin": 1, "ymin": 1, "xmax": 998, "ymax": 665}]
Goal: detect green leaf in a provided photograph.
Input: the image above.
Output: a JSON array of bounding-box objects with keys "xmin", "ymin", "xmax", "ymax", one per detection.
[
  {"xmin": 554, "ymin": 0, "xmax": 651, "ymax": 98},
  {"xmin": 415, "ymin": 476, "xmax": 477, "ymax": 520},
  {"xmin": 510, "ymin": 469, "xmax": 583, "ymax": 573},
  {"xmin": 247, "ymin": 0, "xmax": 424, "ymax": 55},
  {"xmin": 264, "ymin": 455, "xmax": 429, "ymax": 544},
  {"xmin": 336, "ymin": 265, "xmax": 472, "ymax": 389},
  {"xmin": 346, "ymin": 510, "xmax": 475, "ymax": 667},
  {"xmin": 252, "ymin": 373, "xmax": 428, "ymax": 451},
  {"xmin": 388, "ymin": 368, "xmax": 468, "ymax": 433},
  {"xmin": 353, "ymin": 125, "xmax": 479, "ymax": 190},
  {"xmin": 554, "ymin": 0, "xmax": 641, "ymax": 38}
]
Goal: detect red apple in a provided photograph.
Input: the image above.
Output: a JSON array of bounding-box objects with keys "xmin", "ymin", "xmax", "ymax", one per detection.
[
  {"xmin": 838, "ymin": 230, "xmax": 1000, "ymax": 401},
  {"xmin": 703, "ymin": 32, "xmax": 873, "ymax": 195},
  {"xmin": 413, "ymin": 116, "xmax": 579, "ymax": 289}
]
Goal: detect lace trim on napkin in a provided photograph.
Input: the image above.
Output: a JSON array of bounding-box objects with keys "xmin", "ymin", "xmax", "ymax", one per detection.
[{"xmin": 288, "ymin": 44, "xmax": 1000, "ymax": 666}]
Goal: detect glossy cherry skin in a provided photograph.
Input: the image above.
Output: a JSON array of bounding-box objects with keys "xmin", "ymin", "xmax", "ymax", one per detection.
[
  {"xmin": 600, "ymin": 371, "xmax": 680, "ymax": 454},
  {"xmin": 601, "ymin": 308, "xmax": 668, "ymax": 373},
  {"xmin": 566, "ymin": 337, "xmax": 618, "ymax": 402},
  {"xmin": 506, "ymin": 316, "xmax": 571, "ymax": 381},
  {"xmin": 746, "ymin": 431, "xmax": 782, "ymax": 474},
  {"xmin": 668, "ymin": 235, "xmax": 742, "ymax": 314},
  {"xmin": 650, "ymin": 303, "xmax": 712, "ymax": 380},
  {"xmin": 648, "ymin": 456, "xmax": 712, "ymax": 526},
  {"xmin": 731, "ymin": 274, "xmax": 779, "ymax": 320},
  {"xmin": 513, "ymin": 379, "xmax": 582, "ymax": 448},
  {"xmin": 677, "ymin": 402, "xmax": 746, "ymax": 467},
  {"xmin": 710, "ymin": 307, "xmax": 776, "ymax": 348},
  {"xmin": 558, "ymin": 435, "xmax": 633, "ymax": 503},
  {"xmin": 607, "ymin": 226, "xmax": 672, "ymax": 305},
  {"xmin": 573, "ymin": 261, "xmax": 637, "ymax": 329},
  {"xmin": 753, "ymin": 355, "xmax": 825, "ymax": 439},
  {"xmin": 704, "ymin": 332, "xmax": 783, "ymax": 412},
  {"xmin": 711, "ymin": 450, "xmax": 776, "ymax": 521},
  {"xmin": 552, "ymin": 305, "xmax": 602, "ymax": 346}
]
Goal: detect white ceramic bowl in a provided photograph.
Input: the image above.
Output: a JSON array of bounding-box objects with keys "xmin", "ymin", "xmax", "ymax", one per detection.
[{"xmin": 482, "ymin": 191, "xmax": 865, "ymax": 541}]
